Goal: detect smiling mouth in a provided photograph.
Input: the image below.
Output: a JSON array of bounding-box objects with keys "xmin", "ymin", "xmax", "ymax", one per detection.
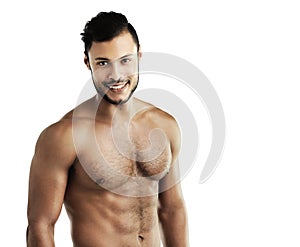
[{"xmin": 108, "ymin": 80, "xmax": 130, "ymax": 92}]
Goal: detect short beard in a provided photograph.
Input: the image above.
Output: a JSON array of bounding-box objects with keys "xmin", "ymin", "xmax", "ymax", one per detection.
[{"xmin": 93, "ymin": 76, "xmax": 139, "ymax": 105}]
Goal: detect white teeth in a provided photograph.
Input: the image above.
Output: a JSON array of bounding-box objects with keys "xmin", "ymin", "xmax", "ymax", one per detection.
[{"xmin": 109, "ymin": 82, "xmax": 127, "ymax": 90}]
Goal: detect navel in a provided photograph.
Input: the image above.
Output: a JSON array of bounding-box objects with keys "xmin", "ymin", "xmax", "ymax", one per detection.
[{"xmin": 138, "ymin": 234, "xmax": 144, "ymax": 242}]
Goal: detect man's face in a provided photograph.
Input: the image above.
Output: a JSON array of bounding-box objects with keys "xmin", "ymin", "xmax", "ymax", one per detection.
[{"xmin": 86, "ymin": 32, "xmax": 140, "ymax": 105}]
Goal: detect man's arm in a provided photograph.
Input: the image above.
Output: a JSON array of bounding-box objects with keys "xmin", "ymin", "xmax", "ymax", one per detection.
[
  {"xmin": 27, "ymin": 120, "xmax": 76, "ymax": 247},
  {"xmin": 158, "ymin": 117, "xmax": 189, "ymax": 247},
  {"xmin": 158, "ymin": 161, "xmax": 189, "ymax": 247}
]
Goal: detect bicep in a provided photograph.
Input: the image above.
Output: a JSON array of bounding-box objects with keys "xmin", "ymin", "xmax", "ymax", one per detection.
[
  {"xmin": 27, "ymin": 124, "xmax": 76, "ymax": 226},
  {"xmin": 159, "ymin": 159, "xmax": 185, "ymax": 208},
  {"xmin": 28, "ymin": 157, "xmax": 68, "ymax": 225},
  {"xmin": 159, "ymin": 116, "xmax": 184, "ymax": 207}
]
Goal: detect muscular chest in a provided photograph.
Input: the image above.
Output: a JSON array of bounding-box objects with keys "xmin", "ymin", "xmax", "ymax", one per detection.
[
  {"xmin": 97, "ymin": 128, "xmax": 171, "ymax": 175},
  {"xmin": 73, "ymin": 124, "xmax": 172, "ymax": 195}
]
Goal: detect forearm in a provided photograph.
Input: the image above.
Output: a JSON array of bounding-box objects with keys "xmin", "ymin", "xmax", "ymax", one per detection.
[
  {"xmin": 159, "ymin": 206, "xmax": 189, "ymax": 247},
  {"xmin": 27, "ymin": 223, "xmax": 55, "ymax": 247}
]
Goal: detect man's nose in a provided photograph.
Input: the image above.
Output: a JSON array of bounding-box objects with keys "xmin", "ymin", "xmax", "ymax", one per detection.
[{"xmin": 108, "ymin": 62, "xmax": 121, "ymax": 80}]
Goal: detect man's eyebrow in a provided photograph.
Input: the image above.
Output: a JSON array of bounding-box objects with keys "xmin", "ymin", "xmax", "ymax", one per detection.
[
  {"xmin": 94, "ymin": 53, "xmax": 135, "ymax": 61},
  {"xmin": 95, "ymin": 57, "xmax": 109, "ymax": 61},
  {"xmin": 119, "ymin": 53, "xmax": 135, "ymax": 59}
]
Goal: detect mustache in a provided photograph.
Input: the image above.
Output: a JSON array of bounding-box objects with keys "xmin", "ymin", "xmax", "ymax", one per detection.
[{"xmin": 104, "ymin": 78, "xmax": 129, "ymax": 86}]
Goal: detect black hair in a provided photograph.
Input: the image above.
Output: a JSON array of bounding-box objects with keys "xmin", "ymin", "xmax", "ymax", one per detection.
[{"xmin": 81, "ymin": 11, "xmax": 140, "ymax": 56}]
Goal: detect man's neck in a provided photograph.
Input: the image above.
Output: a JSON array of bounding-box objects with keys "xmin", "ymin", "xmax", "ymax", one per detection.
[{"xmin": 94, "ymin": 94, "xmax": 136, "ymax": 123}]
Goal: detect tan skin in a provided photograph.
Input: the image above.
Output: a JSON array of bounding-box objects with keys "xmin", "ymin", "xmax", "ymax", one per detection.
[{"xmin": 27, "ymin": 31, "xmax": 189, "ymax": 247}]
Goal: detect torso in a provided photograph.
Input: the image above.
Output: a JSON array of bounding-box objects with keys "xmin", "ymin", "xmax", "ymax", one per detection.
[{"xmin": 64, "ymin": 97, "xmax": 173, "ymax": 247}]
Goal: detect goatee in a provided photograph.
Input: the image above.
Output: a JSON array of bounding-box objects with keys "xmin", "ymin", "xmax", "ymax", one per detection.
[{"xmin": 93, "ymin": 77, "xmax": 139, "ymax": 105}]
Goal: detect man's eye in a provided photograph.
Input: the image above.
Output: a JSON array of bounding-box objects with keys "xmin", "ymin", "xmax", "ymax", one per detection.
[
  {"xmin": 121, "ymin": 58, "xmax": 131, "ymax": 64},
  {"xmin": 97, "ymin": 61, "xmax": 109, "ymax": 66}
]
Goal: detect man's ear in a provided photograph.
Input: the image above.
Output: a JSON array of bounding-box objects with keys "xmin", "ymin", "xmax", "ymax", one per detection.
[
  {"xmin": 138, "ymin": 46, "xmax": 142, "ymax": 59},
  {"xmin": 84, "ymin": 54, "xmax": 91, "ymax": 70}
]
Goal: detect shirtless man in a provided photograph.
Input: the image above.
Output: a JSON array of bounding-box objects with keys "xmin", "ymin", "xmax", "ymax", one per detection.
[{"xmin": 27, "ymin": 11, "xmax": 189, "ymax": 247}]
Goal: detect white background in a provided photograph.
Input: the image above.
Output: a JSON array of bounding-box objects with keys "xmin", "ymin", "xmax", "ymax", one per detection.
[{"xmin": 1, "ymin": 0, "xmax": 300, "ymax": 246}]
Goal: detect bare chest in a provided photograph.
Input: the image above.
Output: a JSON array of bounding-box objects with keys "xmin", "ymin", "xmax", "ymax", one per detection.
[{"xmin": 73, "ymin": 125, "xmax": 172, "ymax": 196}]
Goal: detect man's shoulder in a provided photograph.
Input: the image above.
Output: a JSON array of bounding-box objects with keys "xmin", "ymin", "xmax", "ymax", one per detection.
[
  {"xmin": 135, "ymin": 100, "xmax": 181, "ymax": 157},
  {"xmin": 32, "ymin": 117, "xmax": 76, "ymax": 166},
  {"xmin": 40, "ymin": 104, "xmax": 94, "ymax": 145},
  {"xmin": 38, "ymin": 118, "xmax": 73, "ymax": 148},
  {"xmin": 137, "ymin": 102, "xmax": 178, "ymax": 129},
  {"xmin": 134, "ymin": 99, "xmax": 180, "ymax": 141}
]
